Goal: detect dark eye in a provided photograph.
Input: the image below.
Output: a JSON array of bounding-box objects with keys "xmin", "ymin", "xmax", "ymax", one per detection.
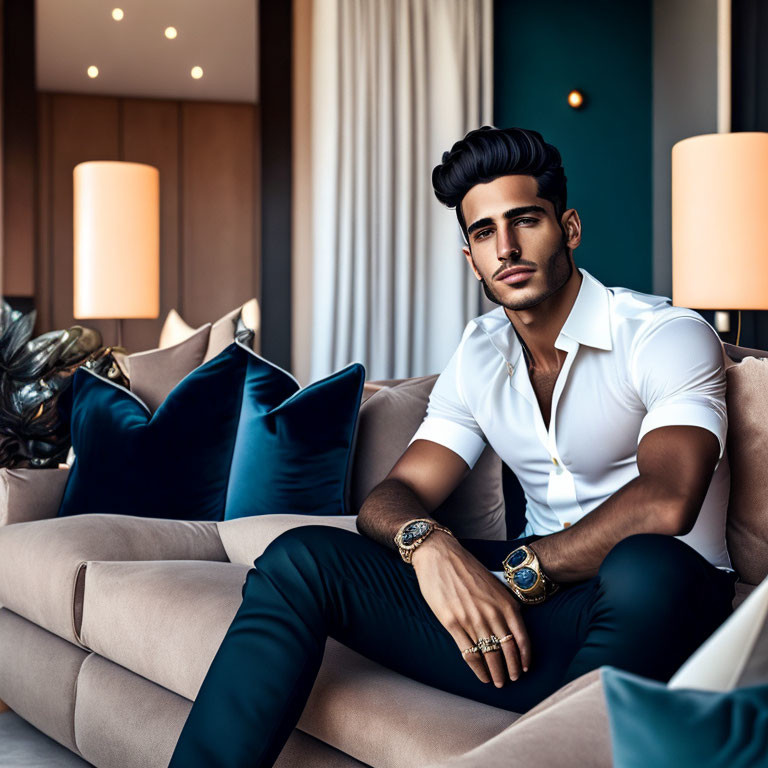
[
  {"xmin": 516, "ymin": 217, "xmax": 537, "ymax": 225},
  {"xmin": 474, "ymin": 228, "xmax": 493, "ymax": 240}
]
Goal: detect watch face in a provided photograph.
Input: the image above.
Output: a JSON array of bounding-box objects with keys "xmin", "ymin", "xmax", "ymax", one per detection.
[
  {"xmin": 513, "ymin": 567, "xmax": 538, "ymax": 590},
  {"xmin": 507, "ymin": 548, "xmax": 528, "ymax": 568},
  {"xmin": 401, "ymin": 520, "xmax": 430, "ymax": 545}
]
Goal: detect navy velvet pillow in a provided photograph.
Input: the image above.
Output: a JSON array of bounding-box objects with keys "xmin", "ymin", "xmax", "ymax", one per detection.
[
  {"xmin": 224, "ymin": 341, "xmax": 365, "ymax": 520},
  {"xmin": 58, "ymin": 343, "xmax": 248, "ymax": 521},
  {"xmin": 603, "ymin": 666, "xmax": 768, "ymax": 768}
]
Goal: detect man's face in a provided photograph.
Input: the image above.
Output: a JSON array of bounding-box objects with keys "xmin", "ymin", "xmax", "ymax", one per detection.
[{"xmin": 460, "ymin": 174, "xmax": 581, "ymax": 311}]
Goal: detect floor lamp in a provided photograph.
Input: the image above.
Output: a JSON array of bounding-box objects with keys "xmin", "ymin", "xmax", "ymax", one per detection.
[
  {"xmin": 73, "ymin": 161, "xmax": 160, "ymax": 349},
  {"xmin": 672, "ymin": 132, "xmax": 768, "ymax": 345}
]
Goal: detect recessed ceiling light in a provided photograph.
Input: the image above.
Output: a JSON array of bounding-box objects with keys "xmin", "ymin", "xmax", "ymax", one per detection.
[
  {"xmin": 190, "ymin": 66, "xmax": 204, "ymax": 80},
  {"xmin": 164, "ymin": 26, "xmax": 178, "ymax": 40},
  {"xmin": 87, "ymin": 66, "xmax": 99, "ymax": 79},
  {"xmin": 111, "ymin": 8, "xmax": 124, "ymax": 21}
]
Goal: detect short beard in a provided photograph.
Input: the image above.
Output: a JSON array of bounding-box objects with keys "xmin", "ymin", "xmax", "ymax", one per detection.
[{"xmin": 476, "ymin": 232, "xmax": 572, "ymax": 311}]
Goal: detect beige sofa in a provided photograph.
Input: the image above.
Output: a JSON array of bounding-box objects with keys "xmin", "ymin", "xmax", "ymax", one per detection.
[{"xmin": 0, "ymin": 341, "xmax": 766, "ymax": 768}]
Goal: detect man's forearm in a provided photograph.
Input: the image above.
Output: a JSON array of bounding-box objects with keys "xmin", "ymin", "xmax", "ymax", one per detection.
[
  {"xmin": 530, "ymin": 474, "xmax": 687, "ymax": 583},
  {"xmin": 356, "ymin": 478, "xmax": 434, "ymax": 549}
]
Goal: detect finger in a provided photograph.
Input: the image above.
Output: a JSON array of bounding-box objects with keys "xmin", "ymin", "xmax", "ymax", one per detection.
[
  {"xmin": 472, "ymin": 623, "xmax": 507, "ymax": 689},
  {"xmin": 503, "ymin": 604, "xmax": 531, "ymax": 673},
  {"xmin": 450, "ymin": 625, "xmax": 491, "ymax": 684},
  {"xmin": 496, "ymin": 627, "xmax": 521, "ymax": 681},
  {"xmin": 493, "ymin": 624, "xmax": 521, "ymax": 681}
]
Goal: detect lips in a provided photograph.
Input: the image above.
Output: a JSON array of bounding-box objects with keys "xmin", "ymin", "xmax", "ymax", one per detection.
[{"xmin": 497, "ymin": 268, "xmax": 535, "ymax": 285}]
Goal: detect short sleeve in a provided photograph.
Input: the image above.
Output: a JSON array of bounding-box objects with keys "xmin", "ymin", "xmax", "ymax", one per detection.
[
  {"xmin": 631, "ymin": 314, "xmax": 728, "ymax": 461},
  {"xmin": 407, "ymin": 324, "xmax": 487, "ymax": 469}
]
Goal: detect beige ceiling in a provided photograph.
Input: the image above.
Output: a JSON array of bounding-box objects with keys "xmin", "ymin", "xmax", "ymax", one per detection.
[{"xmin": 36, "ymin": 0, "xmax": 258, "ymax": 103}]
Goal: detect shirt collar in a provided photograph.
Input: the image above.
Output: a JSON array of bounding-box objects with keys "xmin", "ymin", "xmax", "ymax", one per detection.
[{"xmin": 474, "ymin": 267, "xmax": 613, "ymax": 364}]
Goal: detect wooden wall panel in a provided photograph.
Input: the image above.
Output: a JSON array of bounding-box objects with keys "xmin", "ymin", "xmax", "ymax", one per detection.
[
  {"xmin": 35, "ymin": 93, "xmax": 52, "ymax": 331},
  {"xmin": 2, "ymin": 0, "xmax": 36, "ymax": 298},
  {"xmin": 35, "ymin": 93, "xmax": 259, "ymax": 353},
  {"xmin": 181, "ymin": 102, "xmax": 256, "ymax": 329},
  {"xmin": 121, "ymin": 98, "xmax": 180, "ymax": 352},
  {"xmin": 49, "ymin": 94, "xmax": 119, "ymax": 345}
]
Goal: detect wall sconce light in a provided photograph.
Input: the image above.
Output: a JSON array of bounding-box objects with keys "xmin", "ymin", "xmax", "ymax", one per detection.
[{"xmin": 568, "ymin": 90, "xmax": 586, "ymax": 109}]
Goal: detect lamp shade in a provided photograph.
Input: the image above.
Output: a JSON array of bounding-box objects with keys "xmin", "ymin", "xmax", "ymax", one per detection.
[
  {"xmin": 672, "ymin": 132, "xmax": 768, "ymax": 310},
  {"xmin": 73, "ymin": 161, "xmax": 160, "ymax": 319}
]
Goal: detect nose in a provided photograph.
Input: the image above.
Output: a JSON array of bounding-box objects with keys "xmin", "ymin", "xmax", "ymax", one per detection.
[{"xmin": 497, "ymin": 224, "xmax": 520, "ymax": 261}]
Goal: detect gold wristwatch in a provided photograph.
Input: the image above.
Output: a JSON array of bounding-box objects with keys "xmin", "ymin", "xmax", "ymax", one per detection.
[
  {"xmin": 502, "ymin": 544, "xmax": 559, "ymax": 604},
  {"xmin": 394, "ymin": 519, "xmax": 453, "ymax": 565}
]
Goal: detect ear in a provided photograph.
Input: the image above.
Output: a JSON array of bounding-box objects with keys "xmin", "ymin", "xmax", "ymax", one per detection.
[
  {"xmin": 560, "ymin": 209, "xmax": 582, "ymax": 252},
  {"xmin": 463, "ymin": 247, "xmax": 482, "ymax": 281}
]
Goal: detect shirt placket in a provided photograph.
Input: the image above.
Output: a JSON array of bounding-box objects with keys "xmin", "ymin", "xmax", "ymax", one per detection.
[{"xmin": 509, "ymin": 336, "xmax": 584, "ymax": 530}]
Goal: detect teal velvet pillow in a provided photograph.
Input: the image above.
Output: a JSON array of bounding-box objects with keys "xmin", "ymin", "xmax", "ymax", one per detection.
[
  {"xmin": 224, "ymin": 341, "xmax": 365, "ymax": 520},
  {"xmin": 603, "ymin": 666, "xmax": 768, "ymax": 768},
  {"xmin": 58, "ymin": 343, "xmax": 248, "ymax": 521}
]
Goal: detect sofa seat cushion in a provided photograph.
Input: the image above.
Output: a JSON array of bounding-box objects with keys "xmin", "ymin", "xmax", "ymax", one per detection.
[
  {"xmin": 0, "ymin": 514, "xmax": 227, "ymax": 647},
  {"xmin": 217, "ymin": 513, "xmax": 360, "ymax": 565},
  {"xmin": 426, "ymin": 672, "xmax": 611, "ymax": 768},
  {"xmin": 301, "ymin": 639, "xmax": 518, "ymax": 768},
  {"xmin": 78, "ymin": 557, "xmax": 518, "ymax": 766},
  {"xmin": 80, "ymin": 559, "xmax": 251, "ymax": 700},
  {"xmin": 0, "ymin": 608, "xmax": 90, "ymax": 757},
  {"xmin": 73, "ymin": 653, "xmax": 368, "ymax": 768}
]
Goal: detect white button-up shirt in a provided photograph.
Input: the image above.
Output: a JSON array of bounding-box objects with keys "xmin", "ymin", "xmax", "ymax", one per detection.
[{"xmin": 409, "ymin": 267, "xmax": 732, "ymax": 571}]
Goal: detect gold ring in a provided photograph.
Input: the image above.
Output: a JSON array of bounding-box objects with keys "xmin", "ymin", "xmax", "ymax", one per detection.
[
  {"xmin": 499, "ymin": 634, "xmax": 515, "ymax": 644},
  {"xmin": 461, "ymin": 645, "xmax": 479, "ymax": 656},
  {"xmin": 476, "ymin": 635, "xmax": 501, "ymax": 654}
]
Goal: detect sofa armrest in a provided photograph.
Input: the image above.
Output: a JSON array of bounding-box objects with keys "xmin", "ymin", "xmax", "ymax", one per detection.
[
  {"xmin": 0, "ymin": 513, "xmax": 228, "ymax": 647},
  {"xmin": 0, "ymin": 467, "xmax": 70, "ymax": 527},
  {"xmin": 216, "ymin": 514, "xmax": 360, "ymax": 565}
]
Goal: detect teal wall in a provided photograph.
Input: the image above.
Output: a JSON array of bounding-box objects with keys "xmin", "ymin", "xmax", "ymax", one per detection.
[{"xmin": 494, "ymin": 0, "xmax": 653, "ymax": 292}]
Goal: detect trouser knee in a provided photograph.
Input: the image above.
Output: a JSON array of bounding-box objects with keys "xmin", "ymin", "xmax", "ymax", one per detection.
[
  {"xmin": 243, "ymin": 524, "xmax": 354, "ymax": 599},
  {"xmin": 597, "ymin": 533, "xmax": 697, "ymax": 616}
]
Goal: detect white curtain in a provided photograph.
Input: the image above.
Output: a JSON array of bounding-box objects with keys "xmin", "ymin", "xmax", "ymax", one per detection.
[{"xmin": 310, "ymin": 0, "xmax": 494, "ymax": 381}]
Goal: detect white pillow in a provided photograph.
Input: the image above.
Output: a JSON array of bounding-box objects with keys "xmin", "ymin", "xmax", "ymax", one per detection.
[{"xmin": 668, "ymin": 575, "xmax": 768, "ymax": 691}]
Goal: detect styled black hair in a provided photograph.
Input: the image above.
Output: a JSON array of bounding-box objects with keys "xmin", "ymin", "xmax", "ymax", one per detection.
[{"xmin": 432, "ymin": 126, "xmax": 567, "ymax": 242}]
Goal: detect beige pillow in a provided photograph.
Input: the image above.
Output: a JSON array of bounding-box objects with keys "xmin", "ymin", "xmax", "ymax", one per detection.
[
  {"xmin": 725, "ymin": 355, "xmax": 768, "ymax": 585},
  {"xmin": 205, "ymin": 297, "xmax": 260, "ymax": 362},
  {"xmin": 158, "ymin": 308, "xmax": 197, "ymax": 349},
  {"xmin": 158, "ymin": 299, "xmax": 260, "ymax": 361},
  {"xmin": 127, "ymin": 323, "xmax": 212, "ymax": 413},
  {"xmin": 349, "ymin": 376, "xmax": 507, "ymax": 540}
]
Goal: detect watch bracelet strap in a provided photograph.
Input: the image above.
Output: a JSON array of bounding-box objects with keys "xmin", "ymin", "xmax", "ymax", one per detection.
[
  {"xmin": 397, "ymin": 520, "xmax": 454, "ymax": 564},
  {"xmin": 505, "ymin": 547, "xmax": 559, "ymax": 603}
]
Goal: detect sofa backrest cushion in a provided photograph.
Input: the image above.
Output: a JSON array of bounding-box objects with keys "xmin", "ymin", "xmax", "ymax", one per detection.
[
  {"xmin": 726, "ymin": 355, "xmax": 768, "ymax": 585},
  {"xmin": 349, "ymin": 375, "xmax": 507, "ymax": 540}
]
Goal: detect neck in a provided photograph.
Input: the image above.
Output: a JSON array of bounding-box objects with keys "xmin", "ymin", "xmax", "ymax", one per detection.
[{"xmin": 505, "ymin": 268, "xmax": 583, "ymax": 374}]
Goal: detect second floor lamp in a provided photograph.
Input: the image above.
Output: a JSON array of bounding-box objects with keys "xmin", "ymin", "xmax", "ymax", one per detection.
[{"xmin": 672, "ymin": 132, "xmax": 768, "ymax": 345}]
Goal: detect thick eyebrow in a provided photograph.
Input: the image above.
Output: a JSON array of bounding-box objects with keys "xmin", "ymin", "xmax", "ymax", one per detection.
[{"xmin": 466, "ymin": 205, "xmax": 548, "ymax": 237}]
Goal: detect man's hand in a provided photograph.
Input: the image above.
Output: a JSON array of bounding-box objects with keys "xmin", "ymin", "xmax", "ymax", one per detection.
[{"xmin": 411, "ymin": 532, "xmax": 530, "ymax": 687}]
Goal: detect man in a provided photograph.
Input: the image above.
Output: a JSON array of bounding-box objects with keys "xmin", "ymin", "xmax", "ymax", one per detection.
[{"xmin": 169, "ymin": 126, "xmax": 737, "ymax": 768}]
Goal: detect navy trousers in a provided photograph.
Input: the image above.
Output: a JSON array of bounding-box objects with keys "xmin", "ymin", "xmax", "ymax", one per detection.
[{"xmin": 168, "ymin": 527, "xmax": 737, "ymax": 768}]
